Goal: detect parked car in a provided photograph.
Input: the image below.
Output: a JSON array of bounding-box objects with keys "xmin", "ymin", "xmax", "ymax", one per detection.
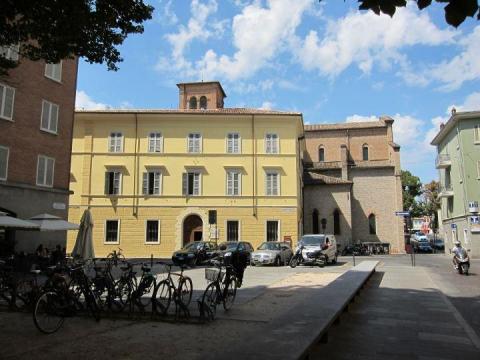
[
  {"xmin": 251, "ymin": 242, "xmax": 293, "ymax": 266},
  {"xmin": 215, "ymin": 241, "xmax": 254, "ymax": 266},
  {"xmin": 430, "ymin": 238, "xmax": 445, "ymax": 250},
  {"xmin": 171, "ymin": 241, "xmax": 218, "ymax": 266},
  {"xmin": 415, "ymin": 239, "xmax": 433, "ymax": 253},
  {"xmin": 298, "ymin": 234, "xmax": 338, "ymax": 264}
]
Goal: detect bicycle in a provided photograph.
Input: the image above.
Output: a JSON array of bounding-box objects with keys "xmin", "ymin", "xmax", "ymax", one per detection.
[
  {"xmin": 128, "ymin": 263, "xmax": 156, "ymax": 315},
  {"xmin": 33, "ymin": 263, "xmax": 100, "ymax": 334},
  {"xmin": 106, "ymin": 247, "xmax": 125, "ymax": 266},
  {"xmin": 152, "ymin": 262, "xmax": 192, "ymax": 318},
  {"xmin": 199, "ymin": 259, "xmax": 238, "ymax": 321}
]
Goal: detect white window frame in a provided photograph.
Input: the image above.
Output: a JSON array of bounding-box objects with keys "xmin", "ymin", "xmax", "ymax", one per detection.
[
  {"xmin": 0, "ymin": 83, "xmax": 15, "ymax": 121},
  {"xmin": 187, "ymin": 133, "xmax": 202, "ymax": 153},
  {"xmin": 183, "ymin": 171, "xmax": 201, "ymax": 196},
  {"xmin": 265, "ymin": 133, "xmax": 279, "ymax": 154},
  {"xmin": 226, "ymin": 170, "xmax": 241, "ymax": 196},
  {"xmin": 40, "ymin": 100, "xmax": 59, "ymax": 134},
  {"xmin": 226, "ymin": 133, "xmax": 241, "ymax": 154},
  {"xmin": 44, "ymin": 61, "xmax": 62, "ymax": 82},
  {"xmin": 108, "ymin": 132, "xmax": 123, "ymax": 153},
  {"xmin": 265, "ymin": 220, "xmax": 281, "ymax": 242},
  {"xmin": 145, "ymin": 220, "xmax": 161, "ymax": 244},
  {"xmin": 36, "ymin": 155, "xmax": 55, "ymax": 187},
  {"xmin": 474, "ymin": 125, "xmax": 480, "ymax": 144},
  {"xmin": 0, "ymin": 145, "xmax": 9, "ymax": 181},
  {"xmin": 104, "ymin": 219, "xmax": 120, "ymax": 245},
  {"xmin": 225, "ymin": 220, "xmax": 241, "ymax": 242},
  {"xmin": 265, "ymin": 171, "xmax": 280, "ymax": 196},
  {"xmin": 105, "ymin": 171, "xmax": 122, "ymax": 195},
  {"xmin": 0, "ymin": 44, "xmax": 19, "ymax": 61},
  {"xmin": 142, "ymin": 171, "xmax": 162, "ymax": 195},
  {"xmin": 148, "ymin": 132, "xmax": 163, "ymax": 153}
]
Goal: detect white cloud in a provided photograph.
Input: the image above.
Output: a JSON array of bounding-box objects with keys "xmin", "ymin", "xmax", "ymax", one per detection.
[
  {"xmin": 75, "ymin": 91, "xmax": 110, "ymax": 110},
  {"xmin": 428, "ymin": 26, "xmax": 480, "ymax": 91},
  {"xmin": 294, "ymin": 5, "xmax": 456, "ymax": 77},
  {"xmin": 345, "ymin": 114, "xmax": 377, "ymax": 123},
  {"xmin": 159, "ymin": 0, "xmax": 178, "ymax": 25},
  {"xmin": 260, "ymin": 101, "xmax": 275, "ymax": 110}
]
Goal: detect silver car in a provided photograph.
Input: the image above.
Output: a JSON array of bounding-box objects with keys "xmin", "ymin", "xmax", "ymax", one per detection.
[{"xmin": 251, "ymin": 242, "xmax": 293, "ymax": 266}]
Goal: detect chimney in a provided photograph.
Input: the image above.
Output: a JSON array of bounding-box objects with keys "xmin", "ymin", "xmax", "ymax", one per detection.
[{"xmin": 451, "ymin": 107, "xmax": 456, "ymax": 116}]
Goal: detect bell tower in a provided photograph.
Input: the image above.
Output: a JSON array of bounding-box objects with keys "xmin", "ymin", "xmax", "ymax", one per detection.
[{"xmin": 177, "ymin": 81, "xmax": 227, "ymax": 110}]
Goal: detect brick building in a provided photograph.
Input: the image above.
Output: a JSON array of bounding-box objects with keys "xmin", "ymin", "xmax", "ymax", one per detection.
[
  {"xmin": 0, "ymin": 48, "xmax": 78, "ymax": 253},
  {"xmin": 303, "ymin": 117, "xmax": 404, "ymax": 254}
]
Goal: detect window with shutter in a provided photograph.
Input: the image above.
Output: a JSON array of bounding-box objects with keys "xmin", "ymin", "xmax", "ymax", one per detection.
[
  {"xmin": 36, "ymin": 155, "xmax": 55, "ymax": 187},
  {"xmin": 227, "ymin": 133, "xmax": 240, "ymax": 154},
  {"xmin": 0, "ymin": 146, "xmax": 9, "ymax": 180},
  {"xmin": 266, "ymin": 172, "xmax": 279, "ymax": 196},
  {"xmin": 105, "ymin": 171, "xmax": 121, "ymax": 195},
  {"xmin": 227, "ymin": 171, "xmax": 241, "ymax": 196},
  {"xmin": 266, "ymin": 221, "xmax": 279, "ymax": 241},
  {"xmin": 227, "ymin": 221, "xmax": 239, "ymax": 241},
  {"xmin": 0, "ymin": 44, "xmax": 19, "ymax": 61},
  {"xmin": 265, "ymin": 134, "xmax": 278, "ymax": 154},
  {"xmin": 148, "ymin": 132, "xmax": 162, "ymax": 152},
  {"xmin": 0, "ymin": 83, "xmax": 15, "ymax": 120},
  {"xmin": 45, "ymin": 62, "xmax": 62, "ymax": 82},
  {"xmin": 105, "ymin": 220, "xmax": 119, "ymax": 243},
  {"xmin": 40, "ymin": 100, "xmax": 59, "ymax": 133},
  {"xmin": 109, "ymin": 133, "xmax": 123, "ymax": 152},
  {"xmin": 184, "ymin": 172, "xmax": 200, "ymax": 196},
  {"xmin": 145, "ymin": 220, "xmax": 160, "ymax": 243},
  {"xmin": 188, "ymin": 133, "xmax": 201, "ymax": 153},
  {"xmin": 143, "ymin": 171, "xmax": 161, "ymax": 195}
]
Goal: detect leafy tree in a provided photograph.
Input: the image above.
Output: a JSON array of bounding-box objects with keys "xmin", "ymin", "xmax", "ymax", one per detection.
[
  {"xmin": 323, "ymin": 1, "xmax": 479, "ymax": 27},
  {"xmin": 0, "ymin": 0, "xmax": 154, "ymax": 75},
  {"xmin": 401, "ymin": 170, "xmax": 423, "ymax": 216},
  {"xmin": 419, "ymin": 180, "xmax": 441, "ymax": 229}
]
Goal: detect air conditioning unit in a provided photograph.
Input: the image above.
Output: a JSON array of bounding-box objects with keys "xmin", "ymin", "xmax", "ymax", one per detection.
[{"xmin": 468, "ymin": 201, "xmax": 479, "ymax": 213}]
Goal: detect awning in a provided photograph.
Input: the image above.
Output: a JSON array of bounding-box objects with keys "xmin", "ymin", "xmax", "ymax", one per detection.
[
  {"xmin": 28, "ymin": 213, "xmax": 79, "ymax": 231},
  {"xmin": 0, "ymin": 212, "xmax": 40, "ymax": 230}
]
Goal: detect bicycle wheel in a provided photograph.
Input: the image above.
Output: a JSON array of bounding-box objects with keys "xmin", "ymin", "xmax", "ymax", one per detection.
[
  {"xmin": 138, "ymin": 277, "xmax": 155, "ymax": 309},
  {"xmin": 201, "ymin": 283, "xmax": 218, "ymax": 320},
  {"xmin": 178, "ymin": 276, "xmax": 193, "ymax": 307},
  {"xmin": 33, "ymin": 291, "xmax": 65, "ymax": 334},
  {"xmin": 222, "ymin": 275, "xmax": 237, "ymax": 311},
  {"xmin": 152, "ymin": 279, "xmax": 171, "ymax": 315}
]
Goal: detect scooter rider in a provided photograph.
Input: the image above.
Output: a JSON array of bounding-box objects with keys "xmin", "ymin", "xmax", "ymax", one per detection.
[{"xmin": 452, "ymin": 240, "xmax": 463, "ymax": 268}]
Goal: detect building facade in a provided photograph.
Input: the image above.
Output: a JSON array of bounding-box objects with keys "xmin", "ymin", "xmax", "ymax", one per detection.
[
  {"xmin": 0, "ymin": 46, "xmax": 78, "ymax": 254},
  {"xmin": 67, "ymin": 82, "xmax": 304, "ymax": 258},
  {"xmin": 431, "ymin": 110, "xmax": 480, "ymax": 258},
  {"xmin": 302, "ymin": 117, "xmax": 404, "ymax": 254}
]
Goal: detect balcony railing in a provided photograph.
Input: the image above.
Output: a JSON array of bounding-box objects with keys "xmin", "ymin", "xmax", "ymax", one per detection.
[
  {"xmin": 438, "ymin": 184, "xmax": 454, "ymax": 197},
  {"xmin": 436, "ymin": 154, "xmax": 451, "ymax": 169}
]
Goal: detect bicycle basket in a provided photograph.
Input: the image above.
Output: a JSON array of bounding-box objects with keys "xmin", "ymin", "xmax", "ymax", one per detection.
[{"xmin": 205, "ymin": 268, "xmax": 222, "ymax": 282}]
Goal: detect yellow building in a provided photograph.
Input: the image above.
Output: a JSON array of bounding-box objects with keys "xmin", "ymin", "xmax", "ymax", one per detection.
[{"xmin": 68, "ymin": 82, "xmax": 304, "ymax": 258}]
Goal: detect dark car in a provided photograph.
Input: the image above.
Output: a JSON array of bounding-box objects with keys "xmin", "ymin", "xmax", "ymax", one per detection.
[
  {"xmin": 215, "ymin": 241, "xmax": 254, "ymax": 266},
  {"xmin": 415, "ymin": 239, "xmax": 433, "ymax": 253},
  {"xmin": 172, "ymin": 241, "xmax": 218, "ymax": 266},
  {"xmin": 430, "ymin": 238, "xmax": 445, "ymax": 250}
]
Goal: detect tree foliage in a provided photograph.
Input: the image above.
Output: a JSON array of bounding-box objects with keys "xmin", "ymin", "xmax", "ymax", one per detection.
[
  {"xmin": 0, "ymin": 0, "xmax": 154, "ymax": 75},
  {"xmin": 326, "ymin": 1, "xmax": 480, "ymax": 27},
  {"xmin": 418, "ymin": 180, "xmax": 441, "ymax": 229},
  {"xmin": 401, "ymin": 170, "xmax": 423, "ymax": 216}
]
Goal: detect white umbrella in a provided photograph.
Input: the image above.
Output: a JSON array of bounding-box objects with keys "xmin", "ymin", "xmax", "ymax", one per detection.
[
  {"xmin": 28, "ymin": 213, "xmax": 79, "ymax": 231},
  {"xmin": 0, "ymin": 211, "xmax": 40, "ymax": 229},
  {"xmin": 71, "ymin": 209, "xmax": 95, "ymax": 260}
]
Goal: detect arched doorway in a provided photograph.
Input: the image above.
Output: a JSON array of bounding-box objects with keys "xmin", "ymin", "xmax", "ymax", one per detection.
[{"xmin": 183, "ymin": 214, "xmax": 203, "ymax": 246}]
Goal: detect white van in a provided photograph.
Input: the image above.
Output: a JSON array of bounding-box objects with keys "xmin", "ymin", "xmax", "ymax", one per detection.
[{"xmin": 298, "ymin": 234, "xmax": 338, "ymax": 264}]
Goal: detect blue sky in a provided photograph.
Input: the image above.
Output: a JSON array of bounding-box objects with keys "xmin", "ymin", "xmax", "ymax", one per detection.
[{"xmin": 76, "ymin": 0, "xmax": 480, "ymax": 183}]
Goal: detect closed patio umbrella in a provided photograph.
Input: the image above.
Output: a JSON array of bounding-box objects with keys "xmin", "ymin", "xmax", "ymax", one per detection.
[
  {"xmin": 0, "ymin": 211, "xmax": 40, "ymax": 229},
  {"xmin": 71, "ymin": 209, "xmax": 95, "ymax": 260},
  {"xmin": 28, "ymin": 213, "xmax": 79, "ymax": 231}
]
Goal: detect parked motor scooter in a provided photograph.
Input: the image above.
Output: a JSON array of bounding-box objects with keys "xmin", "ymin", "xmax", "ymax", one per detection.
[
  {"xmin": 289, "ymin": 244, "xmax": 326, "ymax": 268},
  {"xmin": 454, "ymin": 248, "xmax": 470, "ymax": 275}
]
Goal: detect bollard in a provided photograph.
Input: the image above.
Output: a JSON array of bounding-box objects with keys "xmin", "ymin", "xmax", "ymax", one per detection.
[
  {"xmin": 353, "ymin": 253, "xmax": 356, "ymax": 266},
  {"xmin": 151, "ymin": 254, "xmax": 153, "ymax": 268}
]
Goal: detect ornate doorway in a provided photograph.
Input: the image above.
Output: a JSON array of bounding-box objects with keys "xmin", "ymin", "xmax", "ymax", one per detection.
[{"xmin": 183, "ymin": 214, "xmax": 203, "ymax": 246}]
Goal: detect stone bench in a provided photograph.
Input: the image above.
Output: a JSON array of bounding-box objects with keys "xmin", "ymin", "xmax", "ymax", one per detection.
[{"xmin": 215, "ymin": 260, "xmax": 379, "ymax": 360}]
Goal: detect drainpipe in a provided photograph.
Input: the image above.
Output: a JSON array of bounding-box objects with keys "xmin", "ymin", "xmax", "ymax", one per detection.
[
  {"xmin": 133, "ymin": 113, "xmax": 139, "ymax": 217},
  {"xmin": 252, "ymin": 115, "xmax": 257, "ymax": 217},
  {"xmin": 455, "ymin": 126, "xmax": 468, "ymax": 215}
]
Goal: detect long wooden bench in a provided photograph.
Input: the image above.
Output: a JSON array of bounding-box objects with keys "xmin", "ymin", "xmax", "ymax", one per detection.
[{"xmin": 215, "ymin": 261, "xmax": 379, "ymax": 360}]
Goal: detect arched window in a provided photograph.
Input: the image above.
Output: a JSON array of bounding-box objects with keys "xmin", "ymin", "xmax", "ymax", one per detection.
[
  {"xmin": 362, "ymin": 144, "xmax": 369, "ymax": 161},
  {"xmin": 312, "ymin": 209, "xmax": 319, "ymax": 234},
  {"xmin": 189, "ymin": 96, "xmax": 197, "ymax": 109},
  {"xmin": 199, "ymin": 96, "xmax": 207, "ymax": 109},
  {"xmin": 333, "ymin": 209, "xmax": 340, "ymax": 235},
  {"xmin": 318, "ymin": 146, "xmax": 325, "ymax": 162},
  {"xmin": 368, "ymin": 214, "xmax": 376, "ymax": 235}
]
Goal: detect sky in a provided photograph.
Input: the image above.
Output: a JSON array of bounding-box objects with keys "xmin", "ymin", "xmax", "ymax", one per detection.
[{"xmin": 75, "ymin": 0, "xmax": 480, "ymax": 183}]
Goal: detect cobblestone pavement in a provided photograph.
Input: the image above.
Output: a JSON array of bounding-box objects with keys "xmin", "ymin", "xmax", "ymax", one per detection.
[{"xmin": 311, "ymin": 255, "xmax": 480, "ymax": 360}]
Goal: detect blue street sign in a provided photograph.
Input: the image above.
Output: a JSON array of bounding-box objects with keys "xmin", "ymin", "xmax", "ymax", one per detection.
[
  {"xmin": 395, "ymin": 211, "xmax": 410, "ymax": 216},
  {"xmin": 451, "ymin": 223, "xmax": 457, "ymax": 229}
]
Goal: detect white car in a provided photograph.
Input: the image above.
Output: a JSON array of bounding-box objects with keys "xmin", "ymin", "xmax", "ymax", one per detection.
[{"xmin": 298, "ymin": 234, "xmax": 338, "ymax": 264}]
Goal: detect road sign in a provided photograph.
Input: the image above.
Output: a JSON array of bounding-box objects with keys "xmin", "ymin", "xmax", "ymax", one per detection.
[
  {"xmin": 395, "ymin": 211, "xmax": 410, "ymax": 216},
  {"xmin": 451, "ymin": 223, "xmax": 457, "ymax": 229}
]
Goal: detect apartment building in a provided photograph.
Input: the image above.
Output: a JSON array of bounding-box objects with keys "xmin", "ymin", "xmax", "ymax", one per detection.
[
  {"xmin": 67, "ymin": 82, "xmax": 304, "ymax": 258},
  {"xmin": 302, "ymin": 117, "xmax": 404, "ymax": 254},
  {"xmin": 0, "ymin": 45, "xmax": 78, "ymax": 253},
  {"xmin": 431, "ymin": 110, "xmax": 480, "ymax": 258}
]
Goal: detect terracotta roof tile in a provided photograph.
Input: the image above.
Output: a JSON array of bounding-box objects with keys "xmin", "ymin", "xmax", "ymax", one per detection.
[
  {"xmin": 305, "ymin": 119, "xmax": 386, "ymax": 131},
  {"xmin": 303, "ymin": 172, "xmax": 353, "ymax": 185}
]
